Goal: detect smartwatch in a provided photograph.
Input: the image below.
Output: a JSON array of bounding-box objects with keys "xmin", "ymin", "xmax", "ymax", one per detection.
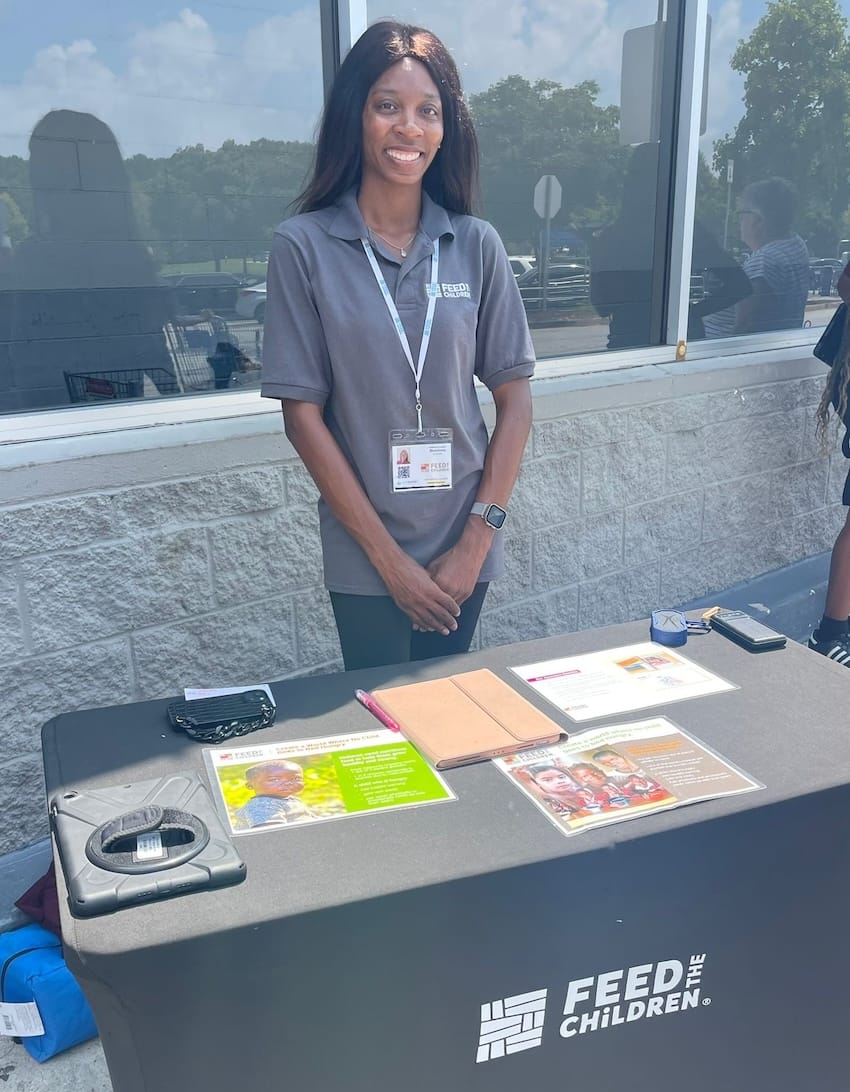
[{"xmin": 470, "ymin": 502, "xmax": 507, "ymax": 530}]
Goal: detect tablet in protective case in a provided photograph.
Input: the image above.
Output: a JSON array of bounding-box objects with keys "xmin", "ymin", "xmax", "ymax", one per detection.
[
  {"xmin": 372, "ymin": 668, "xmax": 565, "ymax": 768},
  {"xmin": 50, "ymin": 771, "xmax": 246, "ymax": 917}
]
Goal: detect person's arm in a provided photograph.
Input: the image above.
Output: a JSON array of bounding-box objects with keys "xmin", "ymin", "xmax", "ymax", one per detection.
[
  {"xmin": 426, "ymin": 376, "xmax": 532, "ymax": 605},
  {"xmin": 281, "ymin": 400, "xmax": 460, "ymax": 635},
  {"xmin": 690, "ymin": 222, "xmax": 752, "ymax": 321},
  {"xmin": 733, "ymin": 275, "xmax": 772, "ymax": 334}
]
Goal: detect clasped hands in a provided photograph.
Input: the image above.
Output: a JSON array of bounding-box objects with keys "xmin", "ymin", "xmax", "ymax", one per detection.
[{"xmin": 381, "ymin": 540, "xmax": 485, "ymax": 635}]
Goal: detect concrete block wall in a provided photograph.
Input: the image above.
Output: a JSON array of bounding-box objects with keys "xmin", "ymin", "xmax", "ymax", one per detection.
[{"xmin": 1, "ymin": 354, "xmax": 844, "ymax": 854}]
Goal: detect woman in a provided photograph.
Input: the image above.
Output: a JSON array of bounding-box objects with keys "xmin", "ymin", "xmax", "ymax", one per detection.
[{"xmin": 261, "ymin": 21, "xmax": 534, "ymax": 670}]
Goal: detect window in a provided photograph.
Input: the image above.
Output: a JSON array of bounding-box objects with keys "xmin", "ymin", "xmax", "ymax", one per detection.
[
  {"xmin": 692, "ymin": 0, "xmax": 850, "ymax": 345},
  {"xmin": 0, "ymin": 0, "xmax": 323, "ymax": 414},
  {"xmin": 365, "ymin": 0, "xmax": 680, "ymax": 359}
]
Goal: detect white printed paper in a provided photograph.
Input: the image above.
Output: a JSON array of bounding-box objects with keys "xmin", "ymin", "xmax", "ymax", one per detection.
[
  {"xmin": 0, "ymin": 1002, "xmax": 45, "ymax": 1038},
  {"xmin": 135, "ymin": 832, "xmax": 165, "ymax": 861},
  {"xmin": 184, "ymin": 684, "xmax": 276, "ymax": 707},
  {"xmin": 511, "ymin": 643, "xmax": 736, "ymax": 722}
]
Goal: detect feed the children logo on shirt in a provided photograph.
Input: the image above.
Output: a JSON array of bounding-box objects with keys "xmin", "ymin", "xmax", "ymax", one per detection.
[
  {"xmin": 431, "ymin": 282, "xmax": 471, "ymax": 298},
  {"xmin": 476, "ymin": 952, "xmax": 710, "ymax": 1064}
]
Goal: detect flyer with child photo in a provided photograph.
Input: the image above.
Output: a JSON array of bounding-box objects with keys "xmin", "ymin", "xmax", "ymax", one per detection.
[
  {"xmin": 204, "ymin": 729, "xmax": 455, "ymax": 835},
  {"xmin": 494, "ymin": 716, "xmax": 761, "ymax": 837}
]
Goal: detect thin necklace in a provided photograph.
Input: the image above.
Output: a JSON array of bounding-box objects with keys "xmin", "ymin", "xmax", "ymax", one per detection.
[{"xmin": 367, "ymin": 225, "xmax": 418, "ymax": 258}]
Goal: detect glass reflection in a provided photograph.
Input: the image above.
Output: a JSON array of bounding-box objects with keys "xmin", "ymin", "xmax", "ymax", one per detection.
[
  {"xmin": 365, "ymin": 0, "xmax": 667, "ymax": 359},
  {"xmin": 697, "ymin": 0, "xmax": 850, "ymax": 341},
  {"xmin": 0, "ymin": 0, "xmax": 323, "ymax": 414},
  {"xmin": 2, "ymin": 110, "xmax": 181, "ymax": 410}
]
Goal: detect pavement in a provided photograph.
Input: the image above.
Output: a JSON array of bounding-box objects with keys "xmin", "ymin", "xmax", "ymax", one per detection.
[
  {"xmin": 0, "ymin": 1037, "xmax": 109, "ymax": 1091},
  {"xmin": 0, "ymin": 551, "xmax": 834, "ymax": 1092}
]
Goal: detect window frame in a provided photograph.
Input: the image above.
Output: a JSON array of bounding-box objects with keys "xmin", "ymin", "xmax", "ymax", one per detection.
[{"xmin": 0, "ymin": 0, "xmax": 828, "ymax": 446}]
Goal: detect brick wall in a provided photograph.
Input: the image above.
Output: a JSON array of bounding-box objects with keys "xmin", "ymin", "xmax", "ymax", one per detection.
[{"xmin": 0, "ymin": 354, "xmax": 843, "ymax": 853}]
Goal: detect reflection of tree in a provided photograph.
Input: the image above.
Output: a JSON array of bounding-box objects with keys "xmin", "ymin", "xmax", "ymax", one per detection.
[
  {"xmin": 0, "ymin": 193, "xmax": 28, "ymax": 244},
  {"xmin": 125, "ymin": 138, "xmax": 315, "ymax": 267},
  {"xmin": 0, "ymin": 79, "xmax": 631, "ymax": 266},
  {"xmin": 470, "ymin": 75, "xmax": 628, "ymax": 252},
  {"xmin": 712, "ymin": 0, "xmax": 850, "ymax": 256}
]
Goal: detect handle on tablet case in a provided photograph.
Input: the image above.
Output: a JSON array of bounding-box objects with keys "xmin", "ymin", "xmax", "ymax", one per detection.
[{"xmin": 85, "ymin": 805, "xmax": 209, "ymax": 874}]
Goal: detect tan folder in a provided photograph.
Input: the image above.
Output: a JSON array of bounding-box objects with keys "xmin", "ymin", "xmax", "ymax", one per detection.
[{"xmin": 372, "ymin": 668, "xmax": 565, "ymax": 769}]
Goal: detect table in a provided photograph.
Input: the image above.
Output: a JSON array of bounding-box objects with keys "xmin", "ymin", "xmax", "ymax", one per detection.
[{"xmin": 42, "ymin": 620, "xmax": 850, "ymax": 1092}]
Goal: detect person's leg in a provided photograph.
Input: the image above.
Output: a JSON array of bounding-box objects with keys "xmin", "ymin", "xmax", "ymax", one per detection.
[
  {"xmin": 329, "ymin": 592, "xmax": 412, "ymax": 671},
  {"xmin": 410, "ymin": 583, "xmax": 489, "ymax": 662},
  {"xmin": 822, "ymin": 508, "xmax": 850, "ymax": 625},
  {"xmin": 811, "ymin": 503, "xmax": 850, "ymax": 661},
  {"xmin": 812, "ymin": 506, "xmax": 847, "ymax": 637}
]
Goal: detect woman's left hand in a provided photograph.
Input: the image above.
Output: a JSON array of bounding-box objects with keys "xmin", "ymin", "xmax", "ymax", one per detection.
[{"xmin": 426, "ymin": 542, "xmax": 482, "ymax": 608}]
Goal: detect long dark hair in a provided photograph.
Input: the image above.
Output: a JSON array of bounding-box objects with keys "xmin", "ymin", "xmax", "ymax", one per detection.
[{"xmin": 297, "ymin": 21, "xmax": 478, "ymax": 215}]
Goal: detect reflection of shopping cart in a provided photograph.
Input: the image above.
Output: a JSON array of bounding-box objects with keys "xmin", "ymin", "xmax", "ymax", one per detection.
[
  {"xmin": 165, "ymin": 314, "xmax": 251, "ymax": 392},
  {"xmin": 64, "ymin": 369, "xmax": 180, "ymax": 403}
]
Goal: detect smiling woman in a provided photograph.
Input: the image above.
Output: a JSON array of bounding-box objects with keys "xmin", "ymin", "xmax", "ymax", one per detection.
[{"xmin": 261, "ymin": 20, "xmax": 535, "ymax": 671}]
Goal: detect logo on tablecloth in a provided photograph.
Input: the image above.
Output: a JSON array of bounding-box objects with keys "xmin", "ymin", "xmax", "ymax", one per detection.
[
  {"xmin": 476, "ymin": 989, "xmax": 548, "ymax": 1063},
  {"xmin": 476, "ymin": 953, "xmax": 709, "ymax": 1063}
]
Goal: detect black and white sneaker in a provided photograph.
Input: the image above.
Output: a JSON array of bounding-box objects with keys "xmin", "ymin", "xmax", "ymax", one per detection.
[{"xmin": 808, "ymin": 631, "xmax": 850, "ymax": 665}]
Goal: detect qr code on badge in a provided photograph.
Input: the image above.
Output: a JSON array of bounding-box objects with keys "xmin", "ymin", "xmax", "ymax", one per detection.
[{"xmin": 398, "ymin": 466, "xmax": 410, "ymax": 479}]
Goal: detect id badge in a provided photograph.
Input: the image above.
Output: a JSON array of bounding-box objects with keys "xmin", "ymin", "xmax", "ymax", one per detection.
[{"xmin": 389, "ymin": 428, "xmax": 453, "ymax": 492}]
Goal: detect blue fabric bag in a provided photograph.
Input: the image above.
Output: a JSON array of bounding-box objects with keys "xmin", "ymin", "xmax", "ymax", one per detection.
[{"xmin": 0, "ymin": 922, "xmax": 97, "ymax": 1061}]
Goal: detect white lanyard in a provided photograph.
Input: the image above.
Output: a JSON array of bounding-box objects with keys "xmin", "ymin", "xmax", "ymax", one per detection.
[{"xmin": 362, "ymin": 237, "xmax": 439, "ymax": 434}]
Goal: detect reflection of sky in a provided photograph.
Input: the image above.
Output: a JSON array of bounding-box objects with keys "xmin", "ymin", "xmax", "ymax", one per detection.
[
  {"xmin": 0, "ymin": 0, "xmax": 325, "ymax": 156},
  {"xmin": 1, "ymin": 0, "xmax": 848, "ymax": 159}
]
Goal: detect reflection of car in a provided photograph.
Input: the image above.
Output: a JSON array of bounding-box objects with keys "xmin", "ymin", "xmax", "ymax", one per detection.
[
  {"xmin": 809, "ymin": 258, "xmax": 844, "ymax": 296},
  {"xmin": 161, "ymin": 272, "xmax": 242, "ymax": 313},
  {"xmin": 508, "ymin": 254, "xmax": 536, "ymax": 278},
  {"xmin": 517, "ymin": 262, "xmax": 589, "ymax": 310},
  {"xmin": 236, "ymin": 282, "xmax": 267, "ymax": 323}
]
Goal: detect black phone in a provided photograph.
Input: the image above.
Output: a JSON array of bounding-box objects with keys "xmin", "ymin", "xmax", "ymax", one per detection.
[
  {"xmin": 166, "ymin": 690, "xmax": 275, "ymax": 743},
  {"xmin": 710, "ymin": 610, "xmax": 787, "ymax": 652}
]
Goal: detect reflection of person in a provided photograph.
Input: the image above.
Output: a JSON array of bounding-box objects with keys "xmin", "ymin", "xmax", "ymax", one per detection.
[
  {"xmin": 232, "ymin": 761, "xmax": 317, "ymax": 830},
  {"xmin": 1, "ymin": 110, "xmax": 179, "ymax": 411},
  {"xmin": 703, "ymin": 178, "xmax": 809, "ymax": 338},
  {"xmin": 810, "ymin": 266, "xmax": 850, "ymax": 665},
  {"xmin": 590, "ymin": 142, "xmax": 751, "ymax": 349},
  {"xmin": 526, "ymin": 763, "xmax": 593, "ymax": 818},
  {"xmin": 261, "ymin": 21, "xmax": 534, "ymax": 671}
]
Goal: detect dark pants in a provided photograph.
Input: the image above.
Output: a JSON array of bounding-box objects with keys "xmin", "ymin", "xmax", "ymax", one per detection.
[{"xmin": 329, "ymin": 583, "xmax": 489, "ymax": 671}]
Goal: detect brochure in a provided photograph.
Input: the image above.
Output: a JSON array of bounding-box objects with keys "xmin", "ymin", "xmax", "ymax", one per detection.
[
  {"xmin": 511, "ymin": 642, "xmax": 736, "ymax": 722},
  {"xmin": 494, "ymin": 716, "xmax": 762, "ymax": 837},
  {"xmin": 204, "ymin": 729, "xmax": 455, "ymax": 836}
]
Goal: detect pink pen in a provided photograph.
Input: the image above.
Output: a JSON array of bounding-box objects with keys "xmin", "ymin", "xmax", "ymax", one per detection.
[{"xmin": 355, "ymin": 689, "xmax": 401, "ymax": 733}]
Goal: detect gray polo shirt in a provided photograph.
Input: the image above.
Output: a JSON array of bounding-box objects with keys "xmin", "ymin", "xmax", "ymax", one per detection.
[{"xmin": 261, "ymin": 189, "xmax": 535, "ymax": 595}]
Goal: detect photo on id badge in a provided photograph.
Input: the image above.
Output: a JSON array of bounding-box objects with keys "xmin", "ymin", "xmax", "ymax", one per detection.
[{"xmin": 389, "ymin": 428, "xmax": 453, "ymax": 492}]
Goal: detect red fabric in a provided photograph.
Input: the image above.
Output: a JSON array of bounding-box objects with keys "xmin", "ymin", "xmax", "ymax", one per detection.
[{"xmin": 15, "ymin": 862, "xmax": 62, "ymax": 938}]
